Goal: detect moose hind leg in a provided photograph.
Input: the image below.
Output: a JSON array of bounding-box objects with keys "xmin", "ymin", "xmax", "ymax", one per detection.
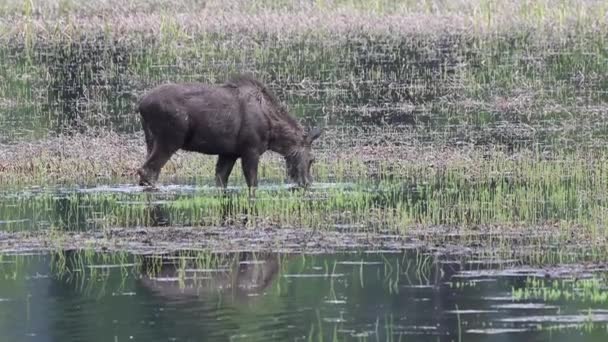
[
  {"xmin": 137, "ymin": 109, "xmax": 189, "ymax": 186},
  {"xmin": 143, "ymin": 123, "xmax": 154, "ymax": 157},
  {"xmin": 138, "ymin": 142, "xmax": 179, "ymax": 186},
  {"xmin": 215, "ymin": 155, "xmax": 237, "ymax": 188}
]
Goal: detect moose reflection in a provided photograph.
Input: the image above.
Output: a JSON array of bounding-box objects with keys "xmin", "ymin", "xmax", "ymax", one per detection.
[{"xmin": 137, "ymin": 251, "xmax": 284, "ymax": 303}]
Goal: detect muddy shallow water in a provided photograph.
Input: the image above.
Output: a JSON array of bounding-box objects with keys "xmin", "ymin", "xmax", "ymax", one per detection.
[
  {"xmin": 0, "ymin": 181, "xmax": 600, "ymax": 257},
  {"xmin": 1, "ymin": 249, "xmax": 608, "ymax": 341}
]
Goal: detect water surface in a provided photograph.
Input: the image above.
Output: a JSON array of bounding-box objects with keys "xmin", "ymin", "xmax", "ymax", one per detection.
[{"xmin": 1, "ymin": 249, "xmax": 607, "ymax": 341}]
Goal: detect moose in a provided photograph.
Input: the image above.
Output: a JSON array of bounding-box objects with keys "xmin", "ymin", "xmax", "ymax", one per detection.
[{"xmin": 136, "ymin": 74, "xmax": 322, "ymax": 193}]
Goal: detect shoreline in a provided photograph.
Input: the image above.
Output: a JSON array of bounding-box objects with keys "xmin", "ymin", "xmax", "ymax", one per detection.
[{"xmin": 0, "ymin": 223, "xmax": 602, "ymax": 257}]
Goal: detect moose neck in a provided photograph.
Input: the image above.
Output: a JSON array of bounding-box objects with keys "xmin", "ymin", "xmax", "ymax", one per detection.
[{"xmin": 268, "ymin": 122, "xmax": 304, "ymax": 157}]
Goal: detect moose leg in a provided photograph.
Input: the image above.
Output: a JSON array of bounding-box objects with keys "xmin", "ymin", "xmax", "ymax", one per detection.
[
  {"xmin": 143, "ymin": 124, "xmax": 154, "ymax": 157},
  {"xmin": 215, "ymin": 155, "xmax": 237, "ymax": 188},
  {"xmin": 241, "ymin": 153, "xmax": 260, "ymax": 197},
  {"xmin": 138, "ymin": 142, "xmax": 179, "ymax": 186}
]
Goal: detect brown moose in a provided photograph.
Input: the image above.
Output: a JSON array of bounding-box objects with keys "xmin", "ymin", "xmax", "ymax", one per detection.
[{"xmin": 136, "ymin": 74, "xmax": 322, "ymax": 193}]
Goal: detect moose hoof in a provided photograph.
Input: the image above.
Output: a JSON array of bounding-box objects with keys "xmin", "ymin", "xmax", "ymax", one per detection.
[{"xmin": 137, "ymin": 168, "xmax": 154, "ymax": 187}]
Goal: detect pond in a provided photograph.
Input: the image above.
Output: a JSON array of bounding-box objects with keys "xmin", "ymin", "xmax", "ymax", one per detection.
[{"xmin": 1, "ymin": 249, "xmax": 608, "ymax": 341}]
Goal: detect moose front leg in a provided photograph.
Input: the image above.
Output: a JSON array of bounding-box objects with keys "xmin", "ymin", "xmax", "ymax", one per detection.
[{"xmin": 241, "ymin": 153, "xmax": 260, "ymax": 198}]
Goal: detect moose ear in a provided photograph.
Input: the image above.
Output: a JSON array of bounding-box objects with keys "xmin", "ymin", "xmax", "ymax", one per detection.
[{"xmin": 306, "ymin": 127, "xmax": 323, "ymax": 144}]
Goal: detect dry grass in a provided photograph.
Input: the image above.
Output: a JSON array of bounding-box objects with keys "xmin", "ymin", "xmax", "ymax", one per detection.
[
  {"xmin": 1, "ymin": 0, "xmax": 606, "ymax": 146},
  {"xmin": 0, "ymin": 126, "xmax": 525, "ymax": 186},
  {"xmin": 1, "ymin": 0, "xmax": 606, "ymax": 42}
]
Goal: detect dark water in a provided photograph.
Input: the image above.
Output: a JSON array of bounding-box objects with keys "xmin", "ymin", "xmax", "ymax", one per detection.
[{"xmin": 0, "ymin": 250, "xmax": 607, "ymax": 341}]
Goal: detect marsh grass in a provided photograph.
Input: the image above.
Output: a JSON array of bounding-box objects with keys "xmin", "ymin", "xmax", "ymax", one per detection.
[
  {"xmin": 1, "ymin": 0, "xmax": 607, "ymax": 141},
  {"xmin": 1, "ymin": 125, "xmax": 607, "ymax": 251},
  {"xmin": 1, "ymin": 4, "xmax": 608, "ymax": 338},
  {"xmin": 1, "ymin": 0, "xmax": 608, "ymax": 260}
]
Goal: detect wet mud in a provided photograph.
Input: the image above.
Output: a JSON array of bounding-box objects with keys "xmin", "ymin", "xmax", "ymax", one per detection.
[
  {"xmin": 0, "ymin": 223, "xmax": 602, "ymax": 258},
  {"xmin": 0, "ymin": 225, "xmax": 422, "ymax": 255}
]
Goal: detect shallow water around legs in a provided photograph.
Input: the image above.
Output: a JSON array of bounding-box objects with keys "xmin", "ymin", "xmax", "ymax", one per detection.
[{"xmin": 1, "ymin": 249, "xmax": 608, "ymax": 341}]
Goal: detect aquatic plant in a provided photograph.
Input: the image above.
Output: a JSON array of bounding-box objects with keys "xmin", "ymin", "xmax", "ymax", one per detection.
[{"xmin": 513, "ymin": 276, "xmax": 608, "ymax": 304}]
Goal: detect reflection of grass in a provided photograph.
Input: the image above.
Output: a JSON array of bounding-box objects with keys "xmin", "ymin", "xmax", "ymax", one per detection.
[{"xmin": 5, "ymin": 248, "xmax": 608, "ymax": 337}]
